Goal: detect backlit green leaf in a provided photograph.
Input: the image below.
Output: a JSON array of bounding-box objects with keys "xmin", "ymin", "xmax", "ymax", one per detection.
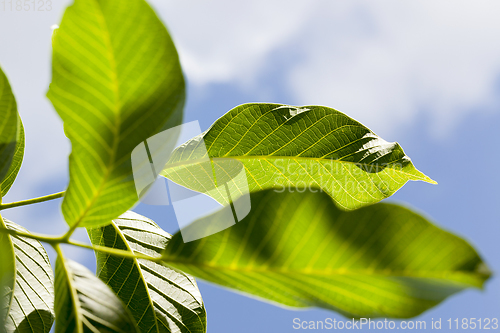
[
  {"xmin": 54, "ymin": 255, "xmax": 139, "ymax": 333},
  {"xmin": 47, "ymin": 0, "xmax": 185, "ymax": 228},
  {"xmin": 88, "ymin": 211, "xmax": 206, "ymax": 333},
  {"xmin": 0, "ymin": 67, "xmax": 24, "ymax": 197},
  {"xmin": 0, "ymin": 217, "xmax": 54, "ymax": 333},
  {"xmin": 162, "ymin": 104, "xmax": 435, "ymax": 210},
  {"xmin": 162, "ymin": 190, "xmax": 489, "ymax": 318},
  {"xmin": 0, "ymin": 216, "xmax": 15, "ymax": 333}
]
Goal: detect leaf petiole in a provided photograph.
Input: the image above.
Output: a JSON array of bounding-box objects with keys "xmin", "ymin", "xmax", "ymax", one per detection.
[
  {"xmin": 0, "ymin": 225, "xmax": 162, "ymax": 262},
  {"xmin": 0, "ymin": 191, "xmax": 65, "ymax": 210}
]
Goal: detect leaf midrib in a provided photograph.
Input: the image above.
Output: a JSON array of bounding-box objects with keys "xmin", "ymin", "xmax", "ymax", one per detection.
[
  {"xmin": 163, "ymin": 155, "xmax": 431, "ymax": 182},
  {"xmin": 59, "ymin": 256, "xmax": 84, "ymax": 333},
  {"xmin": 163, "ymin": 258, "xmax": 484, "ymax": 285},
  {"xmin": 70, "ymin": 0, "xmax": 121, "ymax": 228},
  {"xmin": 110, "ymin": 221, "xmax": 160, "ymax": 333}
]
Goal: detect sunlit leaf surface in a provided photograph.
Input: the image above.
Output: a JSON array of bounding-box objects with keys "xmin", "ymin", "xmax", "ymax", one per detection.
[
  {"xmin": 88, "ymin": 212, "xmax": 206, "ymax": 333},
  {"xmin": 48, "ymin": 0, "xmax": 185, "ymax": 228},
  {"xmin": 163, "ymin": 190, "xmax": 489, "ymax": 318},
  {"xmin": 162, "ymin": 104, "xmax": 435, "ymax": 210},
  {"xmin": 54, "ymin": 256, "xmax": 138, "ymax": 333},
  {"xmin": 0, "ymin": 218, "xmax": 54, "ymax": 333}
]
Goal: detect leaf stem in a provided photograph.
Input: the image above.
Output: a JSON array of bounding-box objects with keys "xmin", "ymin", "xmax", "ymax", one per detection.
[
  {"xmin": 0, "ymin": 226, "xmax": 162, "ymax": 262},
  {"xmin": 0, "ymin": 191, "xmax": 65, "ymax": 210},
  {"xmin": 61, "ymin": 222, "xmax": 80, "ymax": 243},
  {"xmin": 0, "ymin": 226, "xmax": 63, "ymax": 244}
]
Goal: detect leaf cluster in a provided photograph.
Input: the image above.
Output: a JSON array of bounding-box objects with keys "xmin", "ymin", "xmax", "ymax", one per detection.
[{"xmin": 0, "ymin": 0, "xmax": 490, "ymax": 332}]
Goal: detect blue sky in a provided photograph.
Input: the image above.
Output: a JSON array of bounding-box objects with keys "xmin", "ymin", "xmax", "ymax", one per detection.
[{"xmin": 1, "ymin": 1, "xmax": 499, "ymax": 332}]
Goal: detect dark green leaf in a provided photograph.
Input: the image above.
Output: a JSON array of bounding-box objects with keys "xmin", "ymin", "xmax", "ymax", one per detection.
[
  {"xmin": 163, "ymin": 190, "xmax": 489, "ymax": 318},
  {"xmin": 162, "ymin": 104, "xmax": 435, "ymax": 210},
  {"xmin": 88, "ymin": 211, "xmax": 206, "ymax": 333},
  {"xmin": 0, "ymin": 217, "xmax": 54, "ymax": 333},
  {"xmin": 0, "ymin": 67, "xmax": 24, "ymax": 197},
  {"xmin": 54, "ymin": 255, "xmax": 139, "ymax": 333},
  {"xmin": 47, "ymin": 0, "xmax": 185, "ymax": 228}
]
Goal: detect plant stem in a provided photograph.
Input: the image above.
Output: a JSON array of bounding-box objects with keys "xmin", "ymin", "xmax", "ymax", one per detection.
[
  {"xmin": 0, "ymin": 226, "xmax": 63, "ymax": 244},
  {"xmin": 61, "ymin": 222, "xmax": 79, "ymax": 242},
  {"xmin": 0, "ymin": 191, "xmax": 163, "ymax": 262},
  {"xmin": 0, "ymin": 191, "xmax": 65, "ymax": 210},
  {"xmin": 0, "ymin": 226, "xmax": 162, "ymax": 263}
]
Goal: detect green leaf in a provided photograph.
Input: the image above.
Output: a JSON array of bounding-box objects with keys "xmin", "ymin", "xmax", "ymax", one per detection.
[
  {"xmin": 162, "ymin": 104, "xmax": 435, "ymax": 210},
  {"xmin": 87, "ymin": 212, "xmax": 207, "ymax": 333},
  {"xmin": 0, "ymin": 217, "xmax": 55, "ymax": 333},
  {"xmin": 54, "ymin": 254, "xmax": 139, "ymax": 333},
  {"xmin": 47, "ymin": 0, "xmax": 185, "ymax": 228},
  {"xmin": 162, "ymin": 190, "xmax": 490, "ymax": 319},
  {"xmin": 0, "ymin": 217, "xmax": 15, "ymax": 333},
  {"xmin": 0, "ymin": 67, "xmax": 24, "ymax": 197}
]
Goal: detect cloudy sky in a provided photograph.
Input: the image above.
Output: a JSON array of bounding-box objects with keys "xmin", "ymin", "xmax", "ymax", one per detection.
[{"xmin": 1, "ymin": 1, "xmax": 499, "ymax": 332}]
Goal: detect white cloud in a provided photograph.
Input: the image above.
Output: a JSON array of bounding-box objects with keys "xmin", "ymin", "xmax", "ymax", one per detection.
[
  {"xmin": 157, "ymin": 0, "xmax": 500, "ymax": 138},
  {"xmin": 153, "ymin": 0, "xmax": 315, "ymax": 85}
]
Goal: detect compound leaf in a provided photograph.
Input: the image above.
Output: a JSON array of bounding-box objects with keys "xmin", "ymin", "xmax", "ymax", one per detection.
[
  {"xmin": 163, "ymin": 190, "xmax": 490, "ymax": 318},
  {"xmin": 88, "ymin": 211, "xmax": 206, "ymax": 333},
  {"xmin": 0, "ymin": 217, "xmax": 54, "ymax": 333},
  {"xmin": 47, "ymin": 0, "xmax": 185, "ymax": 228},
  {"xmin": 162, "ymin": 104, "xmax": 434, "ymax": 210}
]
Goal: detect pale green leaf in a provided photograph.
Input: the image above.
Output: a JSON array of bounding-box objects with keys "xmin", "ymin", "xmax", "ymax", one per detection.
[
  {"xmin": 0, "ymin": 67, "xmax": 24, "ymax": 197},
  {"xmin": 87, "ymin": 211, "xmax": 206, "ymax": 333},
  {"xmin": 47, "ymin": 0, "xmax": 185, "ymax": 228},
  {"xmin": 162, "ymin": 104, "xmax": 435, "ymax": 210},
  {"xmin": 54, "ymin": 255, "xmax": 139, "ymax": 333},
  {"xmin": 0, "ymin": 217, "xmax": 55, "ymax": 333},
  {"xmin": 0, "ymin": 217, "xmax": 15, "ymax": 333},
  {"xmin": 162, "ymin": 190, "xmax": 489, "ymax": 319}
]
